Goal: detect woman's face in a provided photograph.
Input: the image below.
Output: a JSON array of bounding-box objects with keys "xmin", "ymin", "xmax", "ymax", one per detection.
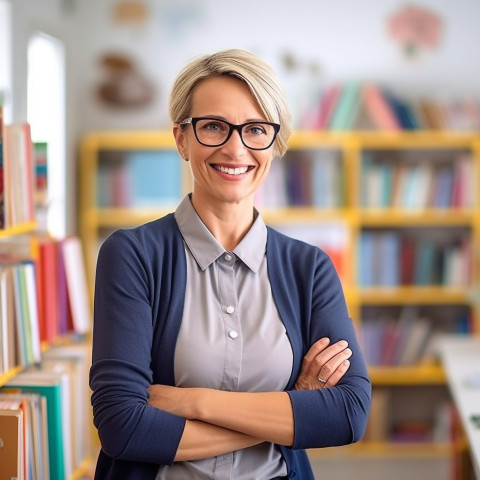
[{"xmin": 174, "ymin": 75, "xmax": 275, "ymax": 207}]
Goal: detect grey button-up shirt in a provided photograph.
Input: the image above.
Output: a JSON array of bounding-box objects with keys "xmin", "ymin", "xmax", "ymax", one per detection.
[{"xmin": 156, "ymin": 195, "xmax": 293, "ymax": 479}]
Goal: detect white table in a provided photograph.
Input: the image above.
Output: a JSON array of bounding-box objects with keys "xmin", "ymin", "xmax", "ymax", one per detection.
[{"xmin": 438, "ymin": 335, "xmax": 480, "ymax": 479}]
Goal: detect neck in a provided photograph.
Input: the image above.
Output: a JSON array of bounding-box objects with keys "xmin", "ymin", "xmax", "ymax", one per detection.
[{"xmin": 191, "ymin": 193, "xmax": 255, "ymax": 251}]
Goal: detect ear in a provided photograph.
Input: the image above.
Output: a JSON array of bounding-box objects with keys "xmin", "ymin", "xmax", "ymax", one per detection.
[{"xmin": 173, "ymin": 124, "xmax": 187, "ymax": 160}]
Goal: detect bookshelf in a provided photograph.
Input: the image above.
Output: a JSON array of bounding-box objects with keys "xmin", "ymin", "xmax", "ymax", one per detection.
[
  {"xmin": 79, "ymin": 129, "xmax": 480, "ymax": 478},
  {"xmin": 0, "ymin": 119, "xmax": 93, "ymax": 479}
]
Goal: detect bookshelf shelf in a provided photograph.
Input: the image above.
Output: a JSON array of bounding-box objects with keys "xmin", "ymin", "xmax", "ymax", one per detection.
[
  {"xmin": 0, "ymin": 365, "xmax": 24, "ymax": 386},
  {"xmin": 79, "ymin": 129, "xmax": 480, "ymax": 475},
  {"xmin": 309, "ymin": 440, "xmax": 453, "ymax": 458},
  {"xmin": 358, "ymin": 209, "xmax": 475, "ymax": 226},
  {"xmin": 359, "ymin": 286, "xmax": 472, "ymax": 304},
  {"xmin": 369, "ymin": 364, "xmax": 446, "ymax": 385},
  {"xmin": 0, "ymin": 221, "xmax": 38, "ymax": 238}
]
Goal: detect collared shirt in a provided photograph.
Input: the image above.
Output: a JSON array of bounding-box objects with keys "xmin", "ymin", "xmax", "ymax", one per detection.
[{"xmin": 156, "ymin": 195, "xmax": 293, "ymax": 480}]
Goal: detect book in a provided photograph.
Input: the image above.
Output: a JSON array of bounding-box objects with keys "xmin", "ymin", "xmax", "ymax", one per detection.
[
  {"xmin": 358, "ymin": 231, "xmax": 374, "ymax": 286},
  {"xmin": 56, "ymin": 240, "xmax": 72, "ymax": 335},
  {"xmin": 0, "ymin": 408, "xmax": 24, "ymax": 480},
  {"xmin": 17, "ymin": 261, "xmax": 42, "ymax": 365},
  {"xmin": 7, "ymin": 371, "xmax": 66, "ymax": 480},
  {"xmin": 128, "ymin": 150, "xmax": 181, "ymax": 207},
  {"xmin": 0, "ymin": 105, "xmax": 4, "ymax": 229},
  {"xmin": 414, "ymin": 240, "xmax": 436, "ymax": 285},
  {"xmin": 43, "ymin": 343, "xmax": 91, "ymax": 470},
  {"xmin": 33, "ymin": 141, "xmax": 48, "ymax": 206},
  {"xmin": 0, "ymin": 391, "xmax": 50, "ymax": 480},
  {"xmin": 329, "ymin": 81, "xmax": 361, "ymax": 130},
  {"xmin": 361, "ymin": 84, "xmax": 401, "ymax": 131},
  {"xmin": 2, "ymin": 123, "xmax": 35, "ymax": 228},
  {"xmin": 397, "ymin": 317, "xmax": 432, "ymax": 365},
  {"xmin": 60, "ymin": 236, "xmax": 91, "ymax": 334},
  {"xmin": 312, "ymin": 150, "xmax": 342, "ymax": 208},
  {"xmin": 254, "ymin": 156, "xmax": 287, "ymax": 208},
  {"xmin": 363, "ymin": 388, "xmax": 390, "ymax": 441},
  {"xmin": 36, "ymin": 236, "xmax": 60, "ymax": 342},
  {"xmin": 315, "ymin": 84, "xmax": 341, "ymax": 130},
  {"xmin": 0, "ymin": 266, "xmax": 17, "ymax": 375},
  {"xmin": 377, "ymin": 232, "xmax": 400, "ymax": 287}
]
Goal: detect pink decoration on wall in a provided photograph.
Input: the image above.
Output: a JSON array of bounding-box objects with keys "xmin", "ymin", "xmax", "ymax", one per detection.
[{"xmin": 388, "ymin": 4, "xmax": 443, "ymax": 57}]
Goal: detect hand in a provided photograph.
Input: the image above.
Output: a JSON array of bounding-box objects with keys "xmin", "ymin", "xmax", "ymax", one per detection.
[
  {"xmin": 148, "ymin": 384, "xmax": 200, "ymax": 419},
  {"xmin": 294, "ymin": 338, "xmax": 351, "ymax": 391}
]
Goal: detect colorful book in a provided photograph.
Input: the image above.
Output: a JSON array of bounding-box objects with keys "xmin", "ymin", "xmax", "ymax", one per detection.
[
  {"xmin": 329, "ymin": 81, "xmax": 361, "ymax": 130},
  {"xmin": 315, "ymin": 84, "xmax": 342, "ymax": 130},
  {"xmin": 128, "ymin": 150, "xmax": 181, "ymax": 207},
  {"xmin": 7, "ymin": 371, "xmax": 66, "ymax": 480},
  {"xmin": 0, "ymin": 408, "xmax": 24, "ymax": 480},
  {"xmin": 361, "ymin": 84, "xmax": 401, "ymax": 131},
  {"xmin": 60, "ymin": 236, "xmax": 91, "ymax": 334}
]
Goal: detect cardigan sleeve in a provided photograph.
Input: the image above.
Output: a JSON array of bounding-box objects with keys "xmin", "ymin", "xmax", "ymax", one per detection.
[
  {"xmin": 89, "ymin": 228, "xmax": 186, "ymax": 464},
  {"xmin": 285, "ymin": 247, "xmax": 372, "ymax": 449}
]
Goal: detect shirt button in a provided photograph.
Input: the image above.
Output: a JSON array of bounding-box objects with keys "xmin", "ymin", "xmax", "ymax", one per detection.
[
  {"xmin": 225, "ymin": 253, "xmax": 233, "ymax": 261},
  {"xmin": 228, "ymin": 330, "xmax": 239, "ymax": 339},
  {"xmin": 226, "ymin": 305, "xmax": 235, "ymax": 314}
]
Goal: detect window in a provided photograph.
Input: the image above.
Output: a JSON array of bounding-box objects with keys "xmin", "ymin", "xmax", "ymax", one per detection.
[
  {"xmin": 27, "ymin": 32, "xmax": 66, "ymax": 237},
  {"xmin": 0, "ymin": 0, "xmax": 12, "ymax": 122}
]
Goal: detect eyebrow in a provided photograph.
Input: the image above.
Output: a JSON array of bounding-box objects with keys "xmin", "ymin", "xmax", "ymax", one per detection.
[{"xmin": 193, "ymin": 115, "xmax": 269, "ymax": 123}]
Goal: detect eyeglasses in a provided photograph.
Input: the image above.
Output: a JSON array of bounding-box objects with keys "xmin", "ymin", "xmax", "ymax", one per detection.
[{"xmin": 179, "ymin": 117, "xmax": 280, "ymax": 151}]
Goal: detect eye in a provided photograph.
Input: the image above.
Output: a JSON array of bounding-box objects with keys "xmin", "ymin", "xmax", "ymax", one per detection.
[
  {"xmin": 198, "ymin": 119, "xmax": 228, "ymax": 133},
  {"xmin": 245, "ymin": 123, "xmax": 268, "ymax": 136}
]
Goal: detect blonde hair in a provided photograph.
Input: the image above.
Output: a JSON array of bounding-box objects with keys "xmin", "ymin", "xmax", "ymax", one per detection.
[{"xmin": 169, "ymin": 49, "xmax": 291, "ymax": 157}]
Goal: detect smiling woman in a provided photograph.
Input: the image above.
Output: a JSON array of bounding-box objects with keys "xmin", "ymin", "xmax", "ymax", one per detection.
[{"xmin": 89, "ymin": 49, "xmax": 371, "ymax": 480}]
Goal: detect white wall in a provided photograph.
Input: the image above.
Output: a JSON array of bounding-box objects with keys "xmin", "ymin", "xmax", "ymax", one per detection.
[{"xmin": 71, "ymin": 0, "xmax": 480, "ymax": 132}]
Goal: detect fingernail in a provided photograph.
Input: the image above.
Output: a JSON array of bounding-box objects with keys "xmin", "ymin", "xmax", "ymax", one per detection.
[{"xmin": 320, "ymin": 337, "xmax": 330, "ymax": 344}]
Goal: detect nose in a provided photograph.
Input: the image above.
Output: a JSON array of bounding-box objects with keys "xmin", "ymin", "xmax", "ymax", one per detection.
[{"xmin": 220, "ymin": 127, "xmax": 247, "ymax": 156}]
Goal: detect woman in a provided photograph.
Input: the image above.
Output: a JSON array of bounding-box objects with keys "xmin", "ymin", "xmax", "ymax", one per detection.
[{"xmin": 90, "ymin": 49, "xmax": 371, "ymax": 480}]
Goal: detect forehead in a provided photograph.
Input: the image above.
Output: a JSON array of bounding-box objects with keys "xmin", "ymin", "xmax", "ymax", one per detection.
[{"xmin": 191, "ymin": 75, "xmax": 264, "ymax": 117}]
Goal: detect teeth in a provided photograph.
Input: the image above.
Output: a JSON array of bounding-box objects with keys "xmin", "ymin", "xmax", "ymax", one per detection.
[{"xmin": 214, "ymin": 165, "xmax": 249, "ymax": 175}]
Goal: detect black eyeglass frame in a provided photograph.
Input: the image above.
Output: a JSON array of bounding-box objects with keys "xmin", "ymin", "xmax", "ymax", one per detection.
[{"xmin": 179, "ymin": 117, "xmax": 280, "ymax": 151}]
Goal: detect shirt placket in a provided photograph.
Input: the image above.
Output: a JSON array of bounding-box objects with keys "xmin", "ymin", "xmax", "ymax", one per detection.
[
  {"xmin": 218, "ymin": 251, "xmax": 242, "ymax": 392},
  {"xmin": 213, "ymin": 251, "xmax": 242, "ymax": 480}
]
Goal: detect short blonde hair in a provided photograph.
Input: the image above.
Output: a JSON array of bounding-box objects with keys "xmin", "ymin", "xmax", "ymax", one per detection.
[{"xmin": 169, "ymin": 49, "xmax": 292, "ymax": 157}]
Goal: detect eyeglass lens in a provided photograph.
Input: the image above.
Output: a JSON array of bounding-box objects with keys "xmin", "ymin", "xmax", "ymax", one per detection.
[{"xmin": 194, "ymin": 118, "xmax": 276, "ymax": 149}]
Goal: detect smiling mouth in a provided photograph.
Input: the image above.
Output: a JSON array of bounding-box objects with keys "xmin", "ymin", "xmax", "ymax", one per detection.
[{"xmin": 212, "ymin": 165, "xmax": 255, "ymax": 175}]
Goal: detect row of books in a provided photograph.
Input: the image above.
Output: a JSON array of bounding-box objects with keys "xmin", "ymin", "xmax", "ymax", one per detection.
[
  {"xmin": 0, "ymin": 108, "xmax": 36, "ymax": 229},
  {"xmin": 97, "ymin": 150, "xmax": 181, "ymax": 208},
  {"xmin": 361, "ymin": 152, "xmax": 475, "ymax": 209},
  {"xmin": 255, "ymin": 149, "xmax": 343, "ymax": 208},
  {"xmin": 364, "ymin": 388, "xmax": 458, "ymax": 444},
  {"xmin": 359, "ymin": 306, "xmax": 471, "ymax": 367},
  {"xmin": 358, "ymin": 231, "xmax": 472, "ymax": 287},
  {"xmin": 0, "ymin": 343, "xmax": 91, "ymax": 480},
  {"xmin": 0, "ymin": 235, "xmax": 91, "ymax": 377},
  {"xmin": 297, "ymin": 81, "xmax": 480, "ymax": 131}
]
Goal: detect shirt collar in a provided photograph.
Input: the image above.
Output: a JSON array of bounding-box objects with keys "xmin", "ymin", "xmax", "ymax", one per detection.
[{"xmin": 174, "ymin": 195, "xmax": 267, "ymax": 273}]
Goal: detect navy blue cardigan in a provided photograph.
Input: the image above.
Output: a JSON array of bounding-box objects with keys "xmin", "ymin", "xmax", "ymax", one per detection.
[{"xmin": 90, "ymin": 213, "xmax": 371, "ymax": 479}]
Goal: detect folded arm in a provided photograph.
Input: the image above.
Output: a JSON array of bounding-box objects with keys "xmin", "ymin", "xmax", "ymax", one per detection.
[{"xmin": 148, "ymin": 337, "xmax": 352, "ymax": 460}]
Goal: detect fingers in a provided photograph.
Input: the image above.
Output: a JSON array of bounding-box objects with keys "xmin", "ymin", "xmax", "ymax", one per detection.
[
  {"xmin": 316, "ymin": 342, "xmax": 352, "ymax": 387},
  {"xmin": 301, "ymin": 338, "xmax": 351, "ymax": 379},
  {"xmin": 296, "ymin": 337, "xmax": 352, "ymax": 390},
  {"xmin": 320, "ymin": 359, "xmax": 350, "ymax": 389}
]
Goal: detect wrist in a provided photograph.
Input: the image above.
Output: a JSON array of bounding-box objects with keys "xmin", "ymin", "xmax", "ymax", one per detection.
[{"xmin": 190, "ymin": 387, "xmax": 209, "ymax": 421}]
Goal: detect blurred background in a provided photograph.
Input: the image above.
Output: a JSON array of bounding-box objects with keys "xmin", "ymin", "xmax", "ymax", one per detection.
[{"xmin": 1, "ymin": 1, "xmax": 480, "ymax": 479}]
